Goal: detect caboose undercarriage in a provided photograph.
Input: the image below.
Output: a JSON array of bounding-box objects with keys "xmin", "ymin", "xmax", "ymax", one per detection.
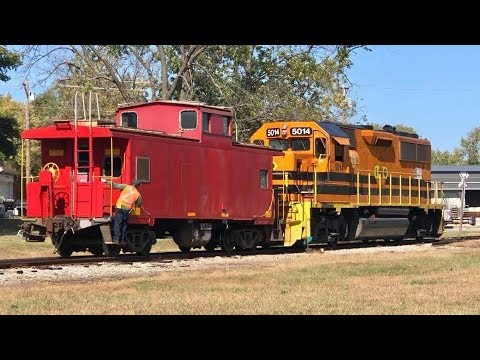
[
  {"xmin": 21, "ymin": 216, "xmax": 156, "ymax": 257},
  {"xmin": 154, "ymin": 219, "xmax": 272, "ymax": 253}
]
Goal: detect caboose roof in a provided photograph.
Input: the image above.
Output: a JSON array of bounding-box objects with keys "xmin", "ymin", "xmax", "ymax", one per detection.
[{"xmin": 116, "ymin": 100, "xmax": 232, "ymax": 113}]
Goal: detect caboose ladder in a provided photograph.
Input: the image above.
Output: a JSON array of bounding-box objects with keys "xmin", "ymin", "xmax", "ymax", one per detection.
[{"xmin": 72, "ymin": 92, "xmax": 96, "ymax": 219}]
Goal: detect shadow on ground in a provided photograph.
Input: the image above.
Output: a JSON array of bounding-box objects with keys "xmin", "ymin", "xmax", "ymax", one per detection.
[{"xmin": 0, "ymin": 218, "xmax": 23, "ymax": 236}]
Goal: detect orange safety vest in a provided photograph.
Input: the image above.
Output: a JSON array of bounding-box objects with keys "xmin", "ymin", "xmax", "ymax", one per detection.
[{"xmin": 116, "ymin": 185, "xmax": 140, "ymax": 210}]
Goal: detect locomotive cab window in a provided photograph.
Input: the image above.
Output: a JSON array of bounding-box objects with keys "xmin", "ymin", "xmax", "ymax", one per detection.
[
  {"xmin": 315, "ymin": 138, "xmax": 326, "ymax": 157},
  {"xmin": 291, "ymin": 138, "xmax": 310, "ymax": 151},
  {"xmin": 136, "ymin": 156, "xmax": 150, "ymax": 182},
  {"xmin": 181, "ymin": 110, "xmax": 197, "ymax": 130},
  {"xmin": 259, "ymin": 170, "xmax": 268, "ymax": 189},
  {"xmin": 121, "ymin": 112, "xmax": 137, "ymax": 128},
  {"xmin": 253, "ymin": 139, "xmax": 265, "ymax": 146},
  {"xmin": 269, "ymin": 139, "xmax": 288, "ymax": 150},
  {"xmin": 103, "ymin": 156, "xmax": 122, "ymax": 177}
]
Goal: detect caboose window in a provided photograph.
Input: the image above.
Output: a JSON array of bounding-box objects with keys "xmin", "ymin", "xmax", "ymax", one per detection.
[
  {"xmin": 202, "ymin": 113, "xmax": 211, "ymax": 133},
  {"xmin": 259, "ymin": 170, "xmax": 268, "ymax": 189},
  {"xmin": 136, "ymin": 157, "xmax": 150, "ymax": 182},
  {"xmin": 223, "ymin": 116, "xmax": 230, "ymax": 135},
  {"xmin": 121, "ymin": 112, "xmax": 137, "ymax": 128},
  {"xmin": 181, "ymin": 110, "xmax": 197, "ymax": 129},
  {"xmin": 269, "ymin": 139, "xmax": 288, "ymax": 150},
  {"xmin": 291, "ymin": 138, "xmax": 310, "ymax": 151},
  {"xmin": 103, "ymin": 156, "xmax": 122, "ymax": 177}
]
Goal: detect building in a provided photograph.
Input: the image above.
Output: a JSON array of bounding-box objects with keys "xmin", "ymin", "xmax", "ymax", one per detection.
[
  {"xmin": 431, "ymin": 165, "xmax": 480, "ymax": 210},
  {"xmin": 0, "ymin": 165, "xmax": 19, "ymax": 201}
]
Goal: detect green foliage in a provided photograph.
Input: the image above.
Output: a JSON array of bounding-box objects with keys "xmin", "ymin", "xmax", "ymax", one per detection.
[
  {"xmin": 432, "ymin": 127, "xmax": 480, "ymax": 165},
  {"xmin": 0, "ymin": 46, "xmax": 21, "ymax": 82},
  {"xmin": 193, "ymin": 45, "xmax": 365, "ymax": 140},
  {"xmin": 459, "ymin": 127, "xmax": 480, "ymax": 165},
  {"xmin": 21, "ymin": 45, "xmax": 369, "ymax": 141},
  {"xmin": 0, "ymin": 95, "xmax": 22, "ymax": 169},
  {"xmin": 0, "ymin": 116, "xmax": 19, "ymax": 163},
  {"xmin": 431, "ymin": 148, "xmax": 464, "ymax": 165}
]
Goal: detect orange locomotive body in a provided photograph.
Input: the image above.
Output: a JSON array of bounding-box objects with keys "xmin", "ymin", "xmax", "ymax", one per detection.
[{"xmin": 250, "ymin": 121, "xmax": 444, "ymax": 247}]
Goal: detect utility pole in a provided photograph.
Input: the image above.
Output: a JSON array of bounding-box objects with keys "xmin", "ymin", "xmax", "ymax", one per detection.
[{"xmin": 22, "ymin": 80, "xmax": 31, "ymax": 184}]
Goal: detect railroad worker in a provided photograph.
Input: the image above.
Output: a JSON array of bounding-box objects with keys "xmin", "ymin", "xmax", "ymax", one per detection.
[{"xmin": 101, "ymin": 178, "xmax": 142, "ymax": 244}]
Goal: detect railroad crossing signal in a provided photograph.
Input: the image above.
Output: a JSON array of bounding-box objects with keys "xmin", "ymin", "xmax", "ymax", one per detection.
[
  {"xmin": 458, "ymin": 172, "xmax": 469, "ymax": 188},
  {"xmin": 458, "ymin": 172, "xmax": 469, "ymax": 233}
]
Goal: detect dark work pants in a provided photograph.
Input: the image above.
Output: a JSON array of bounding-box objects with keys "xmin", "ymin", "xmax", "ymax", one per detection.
[{"xmin": 113, "ymin": 208, "xmax": 130, "ymax": 242}]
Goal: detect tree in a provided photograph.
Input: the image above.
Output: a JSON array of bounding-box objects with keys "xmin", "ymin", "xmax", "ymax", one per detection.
[
  {"xmin": 431, "ymin": 148, "xmax": 464, "ymax": 165},
  {"xmin": 21, "ymin": 45, "xmax": 369, "ymax": 140},
  {"xmin": 0, "ymin": 46, "xmax": 21, "ymax": 82},
  {"xmin": 0, "ymin": 95, "xmax": 22, "ymax": 168},
  {"xmin": 193, "ymin": 45, "xmax": 368, "ymax": 140},
  {"xmin": 459, "ymin": 127, "xmax": 480, "ymax": 165}
]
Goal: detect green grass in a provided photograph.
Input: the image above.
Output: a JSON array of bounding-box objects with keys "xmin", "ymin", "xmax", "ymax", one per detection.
[{"xmin": 2, "ymin": 247, "xmax": 480, "ymax": 314}]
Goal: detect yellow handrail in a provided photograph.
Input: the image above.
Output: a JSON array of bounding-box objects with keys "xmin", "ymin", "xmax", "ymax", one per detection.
[{"xmin": 353, "ymin": 169, "xmax": 442, "ymax": 208}]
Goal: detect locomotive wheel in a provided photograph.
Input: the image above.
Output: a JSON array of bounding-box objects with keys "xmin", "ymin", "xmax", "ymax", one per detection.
[
  {"xmin": 179, "ymin": 246, "xmax": 191, "ymax": 253},
  {"xmin": 327, "ymin": 235, "xmax": 338, "ymax": 249}
]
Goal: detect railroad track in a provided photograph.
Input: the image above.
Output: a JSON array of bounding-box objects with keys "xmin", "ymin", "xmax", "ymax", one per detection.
[{"xmin": 0, "ymin": 234, "xmax": 479, "ymax": 270}]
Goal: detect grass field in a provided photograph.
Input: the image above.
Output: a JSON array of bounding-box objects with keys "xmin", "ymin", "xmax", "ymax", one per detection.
[
  {"xmin": 2, "ymin": 245, "xmax": 480, "ymax": 314},
  {"xmin": 2, "ymin": 217, "xmax": 480, "ymax": 314}
]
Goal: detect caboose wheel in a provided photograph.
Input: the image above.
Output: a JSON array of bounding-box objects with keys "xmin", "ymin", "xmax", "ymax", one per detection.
[
  {"xmin": 220, "ymin": 231, "xmax": 235, "ymax": 254},
  {"xmin": 136, "ymin": 241, "xmax": 152, "ymax": 256},
  {"xmin": 90, "ymin": 246, "xmax": 104, "ymax": 257},
  {"xmin": 105, "ymin": 245, "xmax": 121, "ymax": 257},
  {"xmin": 57, "ymin": 244, "xmax": 73, "ymax": 258},
  {"xmin": 179, "ymin": 246, "xmax": 191, "ymax": 253},
  {"xmin": 204, "ymin": 241, "xmax": 217, "ymax": 252}
]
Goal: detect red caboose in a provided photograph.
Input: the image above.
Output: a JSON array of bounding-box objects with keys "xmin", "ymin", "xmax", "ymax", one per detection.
[{"xmin": 21, "ymin": 100, "xmax": 280, "ymax": 257}]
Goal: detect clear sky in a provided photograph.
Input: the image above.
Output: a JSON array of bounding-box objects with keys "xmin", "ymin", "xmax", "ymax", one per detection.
[
  {"xmin": 347, "ymin": 45, "xmax": 480, "ymax": 151},
  {"xmin": 1, "ymin": 45, "xmax": 480, "ymax": 151}
]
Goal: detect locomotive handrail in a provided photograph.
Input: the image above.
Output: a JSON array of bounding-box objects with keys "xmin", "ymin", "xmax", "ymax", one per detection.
[{"xmin": 354, "ymin": 168, "xmax": 443, "ymax": 207}]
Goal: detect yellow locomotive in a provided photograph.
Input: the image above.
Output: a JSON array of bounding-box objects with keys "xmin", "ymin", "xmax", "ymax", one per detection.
[{"xmin": 250, "ymin": 121, "xmax": 444, "ymax": 247}]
